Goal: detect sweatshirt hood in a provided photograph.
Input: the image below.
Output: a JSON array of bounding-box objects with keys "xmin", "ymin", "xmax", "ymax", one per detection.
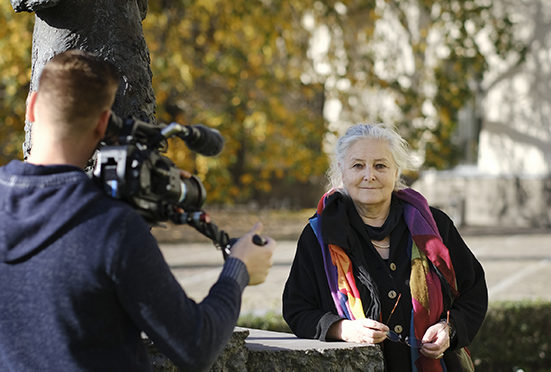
[{"xmin": 0, "ymin": 160, "xmax": 102, "ymax": 263}]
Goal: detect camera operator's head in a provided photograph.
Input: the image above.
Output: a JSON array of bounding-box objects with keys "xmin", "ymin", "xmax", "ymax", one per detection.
[{"xmin": 26, "ymin": 49, "xmax": 120, "ymax": 168}]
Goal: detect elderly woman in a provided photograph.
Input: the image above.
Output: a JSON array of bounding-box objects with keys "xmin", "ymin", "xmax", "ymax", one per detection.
[{"xmin": 282, "ymin": 124, "xmax": 487, "ymax": 371}]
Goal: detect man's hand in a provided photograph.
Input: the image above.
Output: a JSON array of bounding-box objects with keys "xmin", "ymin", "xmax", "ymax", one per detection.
[{"xmin": 229, "ymin": 222, "xmax": 275, "ymax": 285}]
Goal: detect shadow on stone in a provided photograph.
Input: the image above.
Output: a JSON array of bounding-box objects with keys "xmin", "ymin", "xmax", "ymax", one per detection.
[{"xmin": 146, "ymin": 327, "xmax": 384, "ymax": 372}]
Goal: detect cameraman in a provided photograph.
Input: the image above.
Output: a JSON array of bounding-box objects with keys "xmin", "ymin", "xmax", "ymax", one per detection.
[{"xmin": 0, "ymin": 50, "xmax": 275, "ymax": 371}]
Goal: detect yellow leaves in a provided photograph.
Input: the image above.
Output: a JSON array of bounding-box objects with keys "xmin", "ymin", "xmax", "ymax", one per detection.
[
  {"xmin": 258, "ymin": 182, "xmax": 272, "ymax": 193},
  {"xmin": 4, "ymin": 116, "xmax": 17, "ymax": 129},
  {"xmin": 439, "ymin": 107, "xmax": 452, "ymax": 125},
  {"xmin": 207, "ymin": 115, "xmax": 225, "ymax": 128},
  {"xmin": 242, "ymin": 24, "xmax": 256, "ymax": 40},
  {"xmin": 274, "ymin": 66, "xmax": 285, "ymax": 80},
  {"xmin": 231, "ymin": 96, "xmax": 241, "ymax": 106},
  {"xmin": 196, "ymin": 156, "xmax": 209, "ymax": 178},
  {"xmin": 248, "ymin": 53, "xmax": 264, "ymax": 70},
  {"xmin": 262, "ymin": 45, "xmax": 273, "ymax": 60},
  {"xmin": 240, "ymin": 173, "xmax": 253, "ymax": 186},
  {"xmin": 244, "ymin": 111, "xmax": 268, "ymax": 141},
  {"xmin": 0, "ymin": 3, "xmax": 32, "ymax": 163},
  {"xmin": 197, "ymin": 0, "xmax": 219, "ymax": 13},
  {"xmin": 213, "ymin": 30, "xmax": 226, "ymax": 43},
  {"xmin": 135, "ymin": 2, "xmax": 329, "ymax": 203},
  {"xmin": 177, "ymin": 63, "xmax": 193, "ymax": 86},
  {"xmin": 195, "ymin": 34, "xmax": 207, "ymax": 47}
]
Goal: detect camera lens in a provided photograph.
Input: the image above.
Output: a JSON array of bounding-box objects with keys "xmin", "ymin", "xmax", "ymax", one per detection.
[{"xmin": 179, "ymin": 175, "xmax": 206, "ymax": 211}]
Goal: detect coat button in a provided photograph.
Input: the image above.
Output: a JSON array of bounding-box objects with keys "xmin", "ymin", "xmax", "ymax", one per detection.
[
  {"xmin": 389, "ymin": 262, "xmax": 397, "ymax": 271},
  {"xmin": 394, "ymin": 325, "xmax": 403, "ymax": 334},
  {"xmin": 388, "ymin": 290, "xmax": 397, "ymax": 299}
]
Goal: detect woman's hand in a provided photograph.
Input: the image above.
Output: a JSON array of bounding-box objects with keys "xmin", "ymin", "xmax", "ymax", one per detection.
[
  {"xmin": 328, "ymin": 318, "xmax": 389, "ymax": 344},
  {"xmin": 420, "ymin": 321, "xmax": 450, "ymax": 359}
]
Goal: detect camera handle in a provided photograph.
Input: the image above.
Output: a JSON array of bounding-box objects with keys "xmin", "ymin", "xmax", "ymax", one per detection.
[{"xmin": 172, "ymin": 210, "xmax": 267, "ymax": 261}]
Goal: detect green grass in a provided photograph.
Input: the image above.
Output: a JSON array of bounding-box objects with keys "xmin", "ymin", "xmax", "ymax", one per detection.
[{"xmin": 237, "ymin": 311, "xmax": 291, "ymax": 333}]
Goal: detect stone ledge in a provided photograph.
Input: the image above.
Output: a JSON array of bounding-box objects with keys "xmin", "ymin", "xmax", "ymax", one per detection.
[{"xmin": 148, "ymin": 327, "xmax": 384, "ymax": 371}]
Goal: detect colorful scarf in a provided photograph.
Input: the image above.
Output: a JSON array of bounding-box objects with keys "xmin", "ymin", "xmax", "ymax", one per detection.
[
  {"xmin": 310, "ymin": 188, "xmax": 458, "ymax": 371},
  {"xmin": 310, "ymin": 189, "xmax": 367, "ymax": 320}
]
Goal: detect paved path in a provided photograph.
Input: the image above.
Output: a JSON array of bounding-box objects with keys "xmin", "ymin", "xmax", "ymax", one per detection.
[{"xmin": 160, "ymin": 232, "xmax": 551, "ymax": 316}]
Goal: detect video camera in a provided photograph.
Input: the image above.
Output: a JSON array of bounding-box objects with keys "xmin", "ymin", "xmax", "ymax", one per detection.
[{"xmin": 92, "ymin": 113, "xmax": 248, "ymax": 258}]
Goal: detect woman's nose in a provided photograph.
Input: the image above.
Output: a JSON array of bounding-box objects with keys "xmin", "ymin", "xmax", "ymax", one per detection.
[{"xmin": 362, "ymin": 167, "xmax": 375, "ymax": 180}]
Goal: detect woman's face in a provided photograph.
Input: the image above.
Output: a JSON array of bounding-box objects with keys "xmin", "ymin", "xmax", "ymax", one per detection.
[{"xmin": 341, "ymin": 138, "xmax": 398, "ymax": 211}]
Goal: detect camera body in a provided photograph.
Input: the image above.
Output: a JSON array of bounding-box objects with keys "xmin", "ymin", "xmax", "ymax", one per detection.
[
  {"xmin": 92, "ymin": 114, "xmax": 216, "ymax": 224},
  {"xmin": 92, "ymin": 113, "xmax": 266, "ymax": 256},
  {"xmin": 93, "ymin": 144, "xmax": 205, "ymax": 223}
]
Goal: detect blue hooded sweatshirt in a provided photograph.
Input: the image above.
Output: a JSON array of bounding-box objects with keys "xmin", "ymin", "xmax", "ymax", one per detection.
[{"xmin": 0, "ymin": 160, "xmax": 248, "ymax": 371}]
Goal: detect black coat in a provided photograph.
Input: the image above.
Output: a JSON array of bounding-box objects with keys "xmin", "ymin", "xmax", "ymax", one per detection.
[{"xmin": 282, "ymin": 194, "xmax": 488, "ymax": 371}]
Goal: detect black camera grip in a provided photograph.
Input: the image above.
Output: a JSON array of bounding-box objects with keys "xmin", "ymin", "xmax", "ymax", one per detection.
[
  {"xmin": 229, "ymin": 234, "xmax": 266, "ymax": 247},
  {"xmin": 223, "ymin": 234, "xmax": 267, "ymax": 261},
  {"xmin": 252, "ymin": 234, "xmax": 268, "ymax": 246}
]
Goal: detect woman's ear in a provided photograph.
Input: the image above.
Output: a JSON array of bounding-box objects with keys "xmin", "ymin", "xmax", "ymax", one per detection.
[{"xmin": 393, "ymin": 168, "xmax": 400, "ymax": 189}]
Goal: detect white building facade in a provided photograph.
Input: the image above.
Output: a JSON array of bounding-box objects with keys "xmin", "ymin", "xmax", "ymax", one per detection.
[{"xmin": 415, "ymin": 0, "xmax": 551, "ymax": 227}]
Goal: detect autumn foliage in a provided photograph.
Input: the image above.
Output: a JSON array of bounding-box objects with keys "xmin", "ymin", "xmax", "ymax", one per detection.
[
  {"xmin": 0, "ymin": 0, "xmax": 524, "ymax": 205},
  {"xmin": 0, "ymin": 2, "xmax": 32, "ymax": 163}
]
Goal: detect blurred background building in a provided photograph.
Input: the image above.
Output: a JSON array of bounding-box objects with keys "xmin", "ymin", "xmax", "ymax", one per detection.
[
  {"xmin": 311, "ymin": 0, "xmax": 551, "ymax": 228},
  {"xmin": 414, "ymin": 0, "xmax": 551, "ymax": 227}
]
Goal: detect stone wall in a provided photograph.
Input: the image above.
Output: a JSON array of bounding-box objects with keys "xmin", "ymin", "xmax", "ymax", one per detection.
[
  {"xmin": 413, "ymin": 169, "xmax": 551, "ymax": 228},
  {"xmin": 147, "ymin": 328, "xmax": 384, "ymax": 372}
]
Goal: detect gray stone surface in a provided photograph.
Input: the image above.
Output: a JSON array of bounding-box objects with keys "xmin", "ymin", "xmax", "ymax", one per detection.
[
  {"xmin": 145, "ymin": 329, "xmax": 250, "ymax": 372},
  {"xmin": 147, "ymin": 328, "xmax": 384, "ymax": 372},
  {"xmin": 244, "ymin": 328, "xmax": 383, "ymax": 372},
  {"xmin": 210, "ymin": 329, "xmax": 249, "ymax": 372},
  {"xmin": 243, "ymin": 327, "xmax": 370, "ymax": 351}
]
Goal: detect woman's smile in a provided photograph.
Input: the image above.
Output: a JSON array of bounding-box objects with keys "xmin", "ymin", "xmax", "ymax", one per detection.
[{"xmin": 341, "ymin": 138, "xmax": 398, "ymax": 213}]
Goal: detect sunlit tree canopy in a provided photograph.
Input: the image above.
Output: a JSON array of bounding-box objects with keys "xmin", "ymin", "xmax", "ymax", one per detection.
[
  {"xmin": 0, "ymin": 0, "xmax": 526, "ymax": 205},
  {"xmin": 0, "ymin": 1, "xmax": 32, "ymax": 163}
]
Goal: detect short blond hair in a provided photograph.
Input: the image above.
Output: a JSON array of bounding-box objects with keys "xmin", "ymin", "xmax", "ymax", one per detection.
[{"xmin": 36, "ymin": 50, "xmax": 119, "ymax": 135}]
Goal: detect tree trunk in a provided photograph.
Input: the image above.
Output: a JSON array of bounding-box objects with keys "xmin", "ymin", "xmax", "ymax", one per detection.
[{"xmin": 11, "ymin": 0, "xmax": 156, "ymax": 157}]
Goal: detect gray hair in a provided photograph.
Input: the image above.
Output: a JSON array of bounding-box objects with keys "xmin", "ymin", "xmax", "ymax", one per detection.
[{"xmin": 328, "ymin": 123, "xmax": 411, "ymax": 190}]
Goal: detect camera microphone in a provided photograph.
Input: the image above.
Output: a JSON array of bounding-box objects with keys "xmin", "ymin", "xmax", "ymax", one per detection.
[
  {"xmin": 104, "ymin": 114, "xmax": 225, "ymax": 157},
  {"xmin": 183, "ymin": 124, "xmax": 225, "ymax": 156},
  {"xmin": 161, "ymin": 123, "xmax": 225, "ymax": 157}
]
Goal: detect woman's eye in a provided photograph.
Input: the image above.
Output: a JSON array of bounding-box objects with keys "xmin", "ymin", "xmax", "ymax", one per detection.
[
  {"xmin": 375, "ymin": 163, "xmax": 387, "ymax": 169},
  {"xmin": 352, "ymin": 163, "xmax": 363, "ymax": 169}
]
